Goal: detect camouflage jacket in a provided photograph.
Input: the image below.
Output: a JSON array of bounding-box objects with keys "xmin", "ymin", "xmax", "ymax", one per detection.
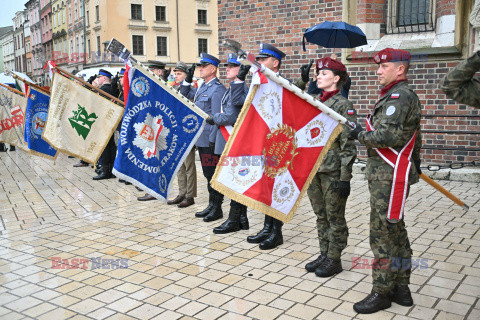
[
  {"xmin": 358, "ymin": 81, "xmax": 422, "ymax": 183},
  {"xmin": 440, "ymin": 51, "xmax": 480, "ymax": 109},
  {"xmin": 319, "ymin": 93, "xmax": 357, "ymax": 181}
]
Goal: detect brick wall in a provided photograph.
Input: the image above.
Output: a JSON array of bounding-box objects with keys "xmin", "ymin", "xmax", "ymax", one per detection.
[
  {"xmin": 436, "ymin": 0, "xmax": 456, "ymax": 18},
  {"xmin": 357, "ymin": 0, "xmax": 385, "ymax": 24},
  {"xmin": 217, "ymin": 0, "xmax": 480, "ymax": 165}
]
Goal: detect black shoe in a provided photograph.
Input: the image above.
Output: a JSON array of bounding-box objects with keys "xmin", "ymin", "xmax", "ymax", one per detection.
[
  {"xmin": 167, "ymin": 195, "xmax": 185, "ymax": 205},
  {"xmin": 9, "ymin": 146, "xmax": 15, "ymax": 151},
  {"xmin": 238, "ymin": 207, "xmax": 249, "ymax": 230},
  {"xmin": 389, "ymin": 285, "xmax": 413, "ymax": 306},
  {"xmin": 247, "ymin": 215, "xmax": 273, "ymax": 243},
  {"xmin": 259, "ymin": 218, "xmax": 283, "ymax": 250},
  {"xmin": 213, "ymin": 206, "xmax": 241, "ymax": 234},
  {"xmin": 95, "ymin": 167, "xmax": 102, "ymax": 174},
  {"xmin": 314, "ymin": 257, "xmax": 343, "ymax": 277},
  {"xmin": 305, "ymin": 252, "xmax": 327, "ymax": 272},
  {"xmin": 203, "ymin": 192, "xmax": 223, "ymax": 222},
  {"xmin": 93, "ymin": 172, "xmax": 113, "ymax": 180},
  {"xmin": 353, "ymin": 290, "xmax": 392, "ymax": 314},
  {"xmin": 195, "ymin": 193, "xmax": 214, "ymax": 218}
]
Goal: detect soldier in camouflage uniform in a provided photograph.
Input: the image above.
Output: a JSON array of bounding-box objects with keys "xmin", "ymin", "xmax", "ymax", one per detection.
[
  {"xmin": 440, "ymin": 51, "xmax": 480, "ymax": 109},
  {"xmin": 304, "ymin": 57, "xmax": 357, "ymax": 278},
  {"xmin": 349, "ymin": 48, "xmax": 422, "ymax": 314}
]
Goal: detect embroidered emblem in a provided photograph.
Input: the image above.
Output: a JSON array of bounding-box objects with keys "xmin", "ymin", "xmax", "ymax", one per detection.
[{"xmin": 386, "ymin": 105, "xmax": 396, "ymax": 116}]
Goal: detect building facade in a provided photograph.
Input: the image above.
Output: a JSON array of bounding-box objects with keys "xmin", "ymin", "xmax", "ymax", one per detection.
[
  {"xmin": 0, "ymin": 27, "xmax": 13, "ymax": 73},
  {"xmin": 25, "ymin": 19, "xmax": 32, "ymax": 77},
  {"xmin": 66, "ymin": 0, "xmax": 86, "ymax": 72},
  {"xmin": 40, "ymin": 0, "xmax": 53, "ymax": 84},
  {"xmin": 217, "ymin": 0, "xmax": 479, "ymax": 165},
  {"xmin": 0, "ymin": 29, "xmax": 15, "ymax": 73},
  {"xmin": 84, "ymin": 0, "xmax": 219, "ymax": 68},
  {"xmin": 13, "ymin": 11, "xmax": 27, "ymax": 73},
  {"xmin": 51, "ymin": 0, "xmax": 69, "ymax": 66},
  {"xmin": 26, "ymin": 0, "xmax": 44, "ymax": 84}
]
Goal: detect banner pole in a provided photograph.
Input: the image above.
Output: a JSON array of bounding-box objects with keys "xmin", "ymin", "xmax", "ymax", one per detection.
[{"xmin": 0, "ymin": 82, "xmax": 25, "ymax": 96}]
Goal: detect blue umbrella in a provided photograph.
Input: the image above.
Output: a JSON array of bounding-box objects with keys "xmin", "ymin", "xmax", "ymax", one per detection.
[{"xmin": 303, "ymin": 21, "xmax": 367, "ymax": 51}]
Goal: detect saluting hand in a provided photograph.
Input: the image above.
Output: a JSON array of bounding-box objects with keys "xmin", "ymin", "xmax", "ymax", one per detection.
[
  {"xmin": 185, "ymin": 64, "xmax": 196, "ymax": 83},
  {"xmin": 300, "ymin": 60, "xmax": 314, "ymax": 83},
  {"xmin": 236, "ymin": 65, "xmax": 251, "ymax": 81}
]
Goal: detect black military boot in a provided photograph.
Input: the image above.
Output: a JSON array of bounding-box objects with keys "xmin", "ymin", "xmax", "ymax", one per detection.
[
  {"xmin": 314, "ymin": 257, "xmax": 343, "ymax": 277},
  {"xmin": 203, "ymin": 192, "xmax": 223, "ymax": 222},
  {"xmin": 389, "ymin": 285, "xmax": 413, "ymax": 306},
  {"xmin": 195, "ymin": 191, "xmax": 214, "ymax": 218},
  {"xmin": 353, "ymin": 290, "xmax": 392, "ymax": 314},
  {"xmin": 213, "ymin": 205, "xmax": 240, "ymax": 234},
  {"xmin": 247, "ymin": 215, "xmax": 273, "ymax": 243},
  {"xmin": 93, "ymin": 164, "xmax": 113, "ymax": 180},
  {"xmin": 259, "ymin": 218, "xmax": 283, "ymax": 250},
  {"xmin": 238, "ymin": 206, "xmax": 249, "ymax": 230},
  {"xmin": 305, "ymin": 252, "xmax": 327, "ymax": 272}
]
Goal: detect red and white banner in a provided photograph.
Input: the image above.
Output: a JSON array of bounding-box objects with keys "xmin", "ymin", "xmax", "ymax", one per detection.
[
  {"xmin": 211, "ymin": 71, "xmax": 342, "ymax": 222},
  {"xmin": 366, "ymin": 115, "xmax": 416, "ymax": 222}
]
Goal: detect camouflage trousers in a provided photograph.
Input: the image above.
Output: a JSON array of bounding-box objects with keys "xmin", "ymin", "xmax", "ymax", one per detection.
[
  {"xmin": 368, "ymin": 180, "xmax": 412, "ymax": 295},
  {"xmin": 307, "ymin": 170, "xmax": 348, "ymax": 260}
]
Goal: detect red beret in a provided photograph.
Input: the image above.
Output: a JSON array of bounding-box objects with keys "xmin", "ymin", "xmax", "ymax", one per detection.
[
  {"xmin": 315, "ymin": 57, "xmax": 346, "ymax": 72},
  {"xmin": 374, "ymin": 48, "xmax": 411, "ymax": 64}
]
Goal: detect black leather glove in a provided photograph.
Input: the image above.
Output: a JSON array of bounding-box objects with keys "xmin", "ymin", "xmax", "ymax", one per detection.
[
  {"xmin": 205, "ymin": 116, "xmax": 215, "ymax": 125},
  {"xmin": 349, "ymin": 122, "xmax": 364, "ymax": 140},
  {"xmin": 338, "ymin": 181, "xmax": 351, "ymax": 199},
  {"xmin": 300, "ymin": 60, "xmax": 314, "ymax": 83},
  {"xmin": 237, "ymin": 65, "xmax": 251, "ymax": 81},
  {"xmin": 185, "ymin": 64, "xmax": 196, "ymax": 83},
  {"xmin": 477, "ymin": 50, "xmax": 480, "ymax": 57},
  {"xmin": 162, "ymin": 67, "xmax": 171, "ymax": 81},
  {"xmin": 87, "ymin": 74, "xmax": 97, "ymax": 84},
  {"xmin": 414, "ymin": 158, "xmax": 422, "ymax": 175},
  {"xmin": 209, "ymin": 142, "xmax": 215, "ymax": 154}
]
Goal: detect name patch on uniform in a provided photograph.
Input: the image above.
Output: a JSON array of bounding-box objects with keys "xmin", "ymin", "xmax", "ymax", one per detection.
[
  {"xmin": 347, "ymin": 110, "xmax": 354, "ymax": 115},
  {"xmin": 391, "ymin": 93, "xmax": 400, "ymax": 99},
  {"xmin": 386, "ymin": 105, "xmax": 396, "ymax": 116}
]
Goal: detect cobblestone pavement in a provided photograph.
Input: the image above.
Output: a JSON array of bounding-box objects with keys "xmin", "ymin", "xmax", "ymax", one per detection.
[{"xmin": 1, "ymin": 150, "xmax": 479, "ymax": 320}]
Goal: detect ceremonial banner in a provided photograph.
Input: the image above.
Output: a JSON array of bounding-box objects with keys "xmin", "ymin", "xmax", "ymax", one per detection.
[
  {"xmin": 211, "ymin": 71, "xmax": 342, "ymax": 223},
  {"xmin": 113, "ymin": 65, "xmax": 207, "ymax": 201},
  {"xmin": 24, "ymin": 88, "xmax": 58, "ymax": 159},
  {"xmin": 0, "ymin": 89, "xmax": 28, "ymax": 150},
  {"xmin": 43, "ymin": 73, "xmax": 124, "ymax": 164}
]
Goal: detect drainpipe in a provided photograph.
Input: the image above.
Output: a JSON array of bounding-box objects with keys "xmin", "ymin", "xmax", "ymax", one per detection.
[{"xmin": 176, "ymin": 0, "xmax": 180, "ymax": 61}]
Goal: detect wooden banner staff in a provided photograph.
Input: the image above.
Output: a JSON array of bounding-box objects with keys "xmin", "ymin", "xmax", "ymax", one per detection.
[
  {"xmin": 11, "ymin": 74, "xmax": 50, "ymax": 95},
  {"xmin": 420, "ymin": 173, "xmax": 469, "ymax": 211},
  {"xmin": 53, "ymin": 66, "xmax": 125, "ymax": 107},
  {"xmin": 0, "ymin": 82, "xmax": 25, "ymax": 96}
]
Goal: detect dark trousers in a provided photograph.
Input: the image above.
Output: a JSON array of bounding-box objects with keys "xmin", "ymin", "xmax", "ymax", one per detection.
[
  {"xmin": 99, "ymin": 137, "xmax": 117, "ymax": 170},
  {"xmin": 197, "ymin": 147, "xmax": 218, "ymax": 195}
]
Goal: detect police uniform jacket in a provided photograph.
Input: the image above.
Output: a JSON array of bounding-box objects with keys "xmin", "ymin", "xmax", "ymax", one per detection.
[
  {"xmin": 440, "ymin": 51, "xmax": 480, "ymax": 109},
  {"xmin": 99, "ymin": 82, "xmax": 117, "ymax": 97},
  {"xmin": 212, "ymin": 81, "xmax": 249, "ymax": 155},
  {"xmin": 180, "ymin": 77, "xmax": 227, "ymax": 148},
  {"xmin": 319, "ymin": 92, "xmax": 357, "ymax": 181},
  {"xmin": 358, "ymin": 81, "xmax": 422, "ymax": 183}
]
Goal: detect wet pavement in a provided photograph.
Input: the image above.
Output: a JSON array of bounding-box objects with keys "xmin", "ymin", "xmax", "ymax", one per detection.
[{"xmin": 1, "ymin": 150, "xmax": 479, "ymax": 320}]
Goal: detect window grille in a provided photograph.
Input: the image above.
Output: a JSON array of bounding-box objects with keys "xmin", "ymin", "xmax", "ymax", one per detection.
[
  {"xmin": 157, "ymin": 37, "xmax": 167, "ymax": 56},
  {"xmin": 132, "ymin": 35, "xmax": 144, "ymax": 55},
  {"xmin": 198, "ymin": 10, "xmax": 207, "ymax": 25},
  {"xmin": 155, "ymin": 6, "xmax": 166, "ymax": 22},
  {"xmin": 387, "ymin": 0, "xmax": 435, "ymax": 34},
  {"xmin": 131, "ymin": 4, "xmax": 142, "ymax": 20},
  {"xmin": 198, "ymin": 38, "xmax": 208, "ymax": 55}
]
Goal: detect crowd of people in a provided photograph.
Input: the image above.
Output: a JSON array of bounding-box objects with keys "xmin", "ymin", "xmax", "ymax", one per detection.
[{"xmin": 63, "ymin": 44, "xmax": 480, "ymax": 315}]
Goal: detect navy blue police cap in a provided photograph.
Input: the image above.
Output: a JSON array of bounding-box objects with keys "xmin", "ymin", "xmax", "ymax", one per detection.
[
  {"xmin": 256, "ymin": 43, "xmax": 286, "ymax": 61},
  {"xmin": 224, "ymin": 53, "xmax": 241, "ymax": 66},
  {"xmin": 98, "ymin": 69, "xmax": 113, "ymax": 78},
  {"xmin": 119, "ymin": 68, "xmax": 126, "ymax": 76},
  {"xmin": 198, "ymin": 53, "xmax": 220, "ymax": 67}
]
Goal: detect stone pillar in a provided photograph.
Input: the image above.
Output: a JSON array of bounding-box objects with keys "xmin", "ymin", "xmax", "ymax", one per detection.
[{"xmin": 470, "ymin": 0, "xmax": 480, "ymax": 52}]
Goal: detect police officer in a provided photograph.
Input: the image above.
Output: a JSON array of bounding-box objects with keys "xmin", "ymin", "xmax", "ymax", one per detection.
[
  {"xmin": 246, "ymin": 43, "xmax": 300, "ymax": 250},
  {"xmin": 349, "ymin": 48, "xmax": 422, "ymax": 314},
  {"xmin": 440, "ymin": 50, "xmax": 480, "ymax": 108},
  {"xmin": 93, "ymin": 69, "xmax": 118, "ymax": 180},
  {"xmin": 304, "ymin": 57, "xmax": 357, "ymax": 278},
  {"xmin": 166, "ymin": 61, "xmax": 197, "ymax": 208},
  {"xmin": 147, "ymin": 60, "xmax": 170, "ymax": 82},
  {"xmin": 204, "ymin": 53, "xmax": 250, "ymax": 233},
  {"xmin": 180, "ymin": 53, "xmax": 227, "ymax": 221}
]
